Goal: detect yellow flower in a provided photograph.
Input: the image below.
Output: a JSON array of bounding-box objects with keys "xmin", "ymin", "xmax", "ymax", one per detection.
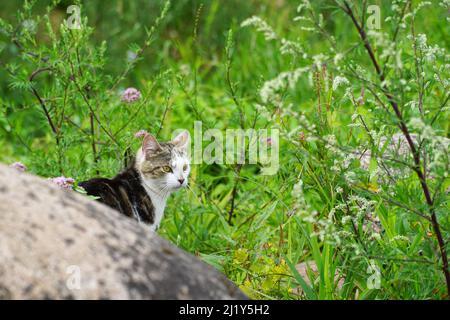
[
  {"xmin": 239, "ymin": 279, "xmax": 254, "ymax": 297},
  {"xmin": 233, "ymin": 248, "xmax": 249, "ymax": 264},
  {"xmin": 358, "ymin": 182, "xmax": 380, "ymax": 193}
]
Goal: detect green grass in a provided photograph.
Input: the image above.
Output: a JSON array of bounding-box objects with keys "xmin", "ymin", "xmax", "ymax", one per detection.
[{"xmin": 0, "ymin": 0, "xmax": 449, "ymax": 299}]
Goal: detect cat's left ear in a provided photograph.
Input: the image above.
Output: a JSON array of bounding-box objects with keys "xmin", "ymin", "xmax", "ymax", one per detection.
[
  {"xmin": 142, "ymin": 133, "xmax": 162, "ymax": 157},
  {"xmin": 171, "ymin": 130, "xmax": 190, "ymax": 151}
]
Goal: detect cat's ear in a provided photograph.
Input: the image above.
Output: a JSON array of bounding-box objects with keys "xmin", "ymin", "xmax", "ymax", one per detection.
[
  {"xmin": 171, "ymin": 130, "xmax": 190, "ymax": 150},
  {"xmin": 142, "ymin": 134, "xmax": 162, "ymax": 156}
]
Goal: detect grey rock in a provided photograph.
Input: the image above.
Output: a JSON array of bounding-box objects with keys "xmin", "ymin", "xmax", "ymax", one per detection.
[{"xmin": 0, "ymin": 164, "xmax": 247, "ymax": 300}]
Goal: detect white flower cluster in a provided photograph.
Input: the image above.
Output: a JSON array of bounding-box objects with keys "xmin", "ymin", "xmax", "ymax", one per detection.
[
  {"xmin": 241, "ymin": 16, "xmax": 277, "ymax": 40},
  {"xmin": 306, "ymin": 193, "xmax": 381, "ymax": 247},
  {"xmin": 291, "ymin": 178, "xmax": 360, "ymax": 249},
  {"xmin": 337, "ymin": 195, "xmax": 382, "ymax": 239},
  {"xmin": 333, "ymin": 53, "xmax": 344, "ymax": 66},
  {"xmin": 241, "ymin": 16, "xmax": 305, "ymax": 58},
  {"xmin": 409, "ymin": 118, "xmax": 450, "ymax": 174},
  {"xmin": 412, "ymin": 1, "xmax": 432, "ymax": 16},
  {"xmin": 291, "ymin": 180, "xmax": 317, "ymax": 223},
  {"xmin": 296, "ymin": 0, "xmax": 312, "ymax": 13},
  {"xmin": 280, "ymin": 38, "xmax": 305, "ymax": 57},
  {"xmin": 440, "ymin": 0, "xmax": 450, "ymax": 7},
  {"xmin": 416, "ymin": 33, "xmax": 446, "ymax": 63},
  {"xmin": 312, "ymin": 215, "xmax": 342, "ymax": 246},
  {"xmin": 367, "ymin": 30, "xmax": 396, "ymax": 62},
  {"xmin": 323, "ymin": 135, "xmax": 361, "ymax": 177},
  {"xmin": 332, "ymin": 76, "xmax": 350, "ymax": 91},
  {"xmin": 440, "ymin": 0, "xmax": 450, "ymax": 22},
  {"xmin": 259, "ymin": 67, "xmax": 309, "ymax": 103},
  {"xmin": 390, "ymin": 235, "xmax": 410, "ymax": 243},
  {"xmin": 294, "ymin": 0, "xmax": 318, "ymax": 32},
  {"xmin": 311, "ymin": 53, "xmax": 329, "ymax": 69},
  {"xmin": 344, "ymin": 171, "xmax": 357, "ymax": 184}
]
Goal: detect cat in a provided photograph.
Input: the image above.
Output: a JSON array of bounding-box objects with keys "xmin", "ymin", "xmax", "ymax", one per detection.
[{"xmin": 79, "ymin": 130, "xmax": 190, "ymax": 231}]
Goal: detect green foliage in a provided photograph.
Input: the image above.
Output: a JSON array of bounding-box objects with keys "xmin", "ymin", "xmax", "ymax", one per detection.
[{"xmin": 0, "ymin": 0, "xmax": 449, "ymax": 299}]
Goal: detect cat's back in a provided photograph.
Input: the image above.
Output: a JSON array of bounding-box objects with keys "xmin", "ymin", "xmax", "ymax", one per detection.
[
  {"xmin": 78, "ymin": 177, "xmax": 124, "ymax": 212},
  {"xmin": 79, "ymin": 177, "xmax": 115, "ymax": 197},
  {"xmin": 79, "ymin": 168, "xmax": 155, "ymax": 224}
]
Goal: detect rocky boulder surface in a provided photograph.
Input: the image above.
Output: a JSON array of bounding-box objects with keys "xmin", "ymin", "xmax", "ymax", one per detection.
[{"xmin": 0, "ymin": 164, "xmax": 246, "ymax": 299}]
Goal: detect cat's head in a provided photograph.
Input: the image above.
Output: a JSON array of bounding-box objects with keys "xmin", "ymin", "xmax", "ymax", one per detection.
[{"xmin": 136, "ymin": 131, "xmax": 190, "ymax": 192}]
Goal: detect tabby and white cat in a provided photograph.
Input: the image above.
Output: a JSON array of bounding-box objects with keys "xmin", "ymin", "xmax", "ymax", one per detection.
[{"xmin": 79, "ymin": 131, "xmax": 190, "ymax": 231}]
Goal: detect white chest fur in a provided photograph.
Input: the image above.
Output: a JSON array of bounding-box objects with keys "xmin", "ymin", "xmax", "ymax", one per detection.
[{"xmin": 142, "ymin": 182, "xmax": 169, "ymax": 231}]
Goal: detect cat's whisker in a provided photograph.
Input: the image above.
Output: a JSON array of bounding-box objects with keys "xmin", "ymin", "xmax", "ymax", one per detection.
[
  {"xmin": 157, "ymin": 184, "xmax": 170, "ymax": 198},
  {"xmin": 186, "ymin": 184, "xmax": 202, "ymax": 204}
]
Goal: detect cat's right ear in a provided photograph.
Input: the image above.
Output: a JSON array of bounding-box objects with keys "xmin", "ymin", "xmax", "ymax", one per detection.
[{"xmin": 142, "ymin": 134, "xmax": 162, "ymax": 157}]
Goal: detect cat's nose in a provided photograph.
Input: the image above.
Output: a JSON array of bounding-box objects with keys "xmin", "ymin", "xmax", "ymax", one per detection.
[{"xmin": 178, "ymin": 178, "xmax": 185, "ymax": 185}]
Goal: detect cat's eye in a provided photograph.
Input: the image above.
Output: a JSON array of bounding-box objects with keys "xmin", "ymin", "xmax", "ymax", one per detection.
[
  {"xmin": 183, "ymin": 164, "xmax": 188, "ymax": 171},
  {"xmin": 162, "ymin": 166, "xmax": 172, "ymax": 173}
]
